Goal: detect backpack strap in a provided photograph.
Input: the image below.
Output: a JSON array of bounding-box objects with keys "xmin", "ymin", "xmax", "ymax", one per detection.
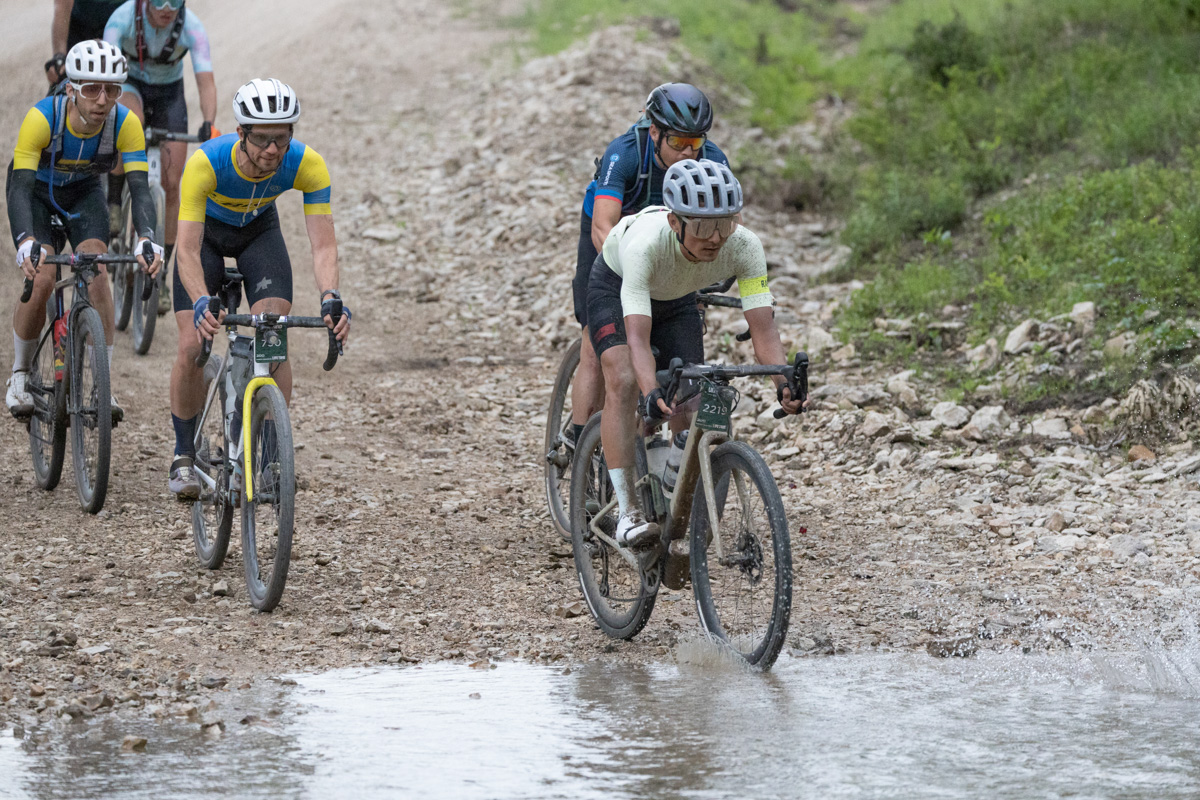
[{"xmin": 154, "ymin": 4, "xmax": 189, "ymax": 65}]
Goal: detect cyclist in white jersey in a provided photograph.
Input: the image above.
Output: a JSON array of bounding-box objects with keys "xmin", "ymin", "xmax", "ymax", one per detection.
[{"xmin": 585, "ymin": 159, "xmax": 804, "ymax": 547}]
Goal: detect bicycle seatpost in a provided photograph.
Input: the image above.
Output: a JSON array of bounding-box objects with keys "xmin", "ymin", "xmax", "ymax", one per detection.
[
  {"xmin": 19, "ymin": 241, "xmax": 44, "ymax": 303},
  {"xmin": 194, "ymin": 296, "xmax": 222, "ymax": 368}
]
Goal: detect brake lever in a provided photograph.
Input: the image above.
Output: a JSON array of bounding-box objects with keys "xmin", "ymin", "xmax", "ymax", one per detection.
[
  {"xmin": 195, "ymin": 296, "xmax": 222, "ymax": 368},
  {"xmin": 19, "ymin": 241, "xmax": 43, "ymax": 303},
  {"xmin": 773, "ymin": 351, "xmax": 810, "ymax": 419}
]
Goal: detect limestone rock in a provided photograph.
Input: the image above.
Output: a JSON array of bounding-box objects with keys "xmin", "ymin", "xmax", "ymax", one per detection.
[
  {"xmin": 1004, "ymin": 320, "xmax": 1039, "ymax": 354},
  {"xmin": 931, "ymin": 401, "xmax": 970, "ymax": 429},
  {"xmin": 969, "ymin": 405, "xmax": 1012, "ymax": 438}
]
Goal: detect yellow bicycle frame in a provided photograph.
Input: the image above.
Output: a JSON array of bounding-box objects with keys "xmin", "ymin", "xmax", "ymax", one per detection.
[{"xmin": 241, "ymin": 376, "xmax": 277, "ymax": 502}]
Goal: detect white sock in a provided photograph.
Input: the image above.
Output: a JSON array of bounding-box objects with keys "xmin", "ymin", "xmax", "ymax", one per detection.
[
  {"xmin": 107, "ymin": 344, "xmax": 113, "ymax": 371},
  {"xmin": 608, "ymin": 467, "xmax": 634, "ymax": 518},
  {"xmin": 12, "ymin": 332, "xmax": 37, "ymax": 373}
]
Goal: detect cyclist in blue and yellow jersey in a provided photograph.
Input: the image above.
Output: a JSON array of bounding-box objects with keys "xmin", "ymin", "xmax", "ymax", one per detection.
[
  {"xmin": 45, "ymin": 1, "xmax": 126, "ymax": 85},
  {"xmin": 168, "ymin": 78, "xmax": 350, "ymax": 499},
  {"xmin": 587, "ymin": 160, "xmax": 803, "ymax": 547},
  {"xmin": 7, "ymin": 40, "xmax": 163, "ymax": 419},
  {"xmin": 105, "ymin": 0, "xmax": 218, "ymax": 313},
  {"xmin": 568, "ymin": 84, "xmax": 729, "ymax": 451}
]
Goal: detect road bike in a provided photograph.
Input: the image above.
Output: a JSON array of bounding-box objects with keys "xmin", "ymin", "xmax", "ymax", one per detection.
[
  {"xmin": 191, "ymin": 268, "xmax": 342, "ymax": 611},
  {"xmin": 569, "ymin": 353, "xmax": 808, "ymax": 670},
  {"xmin": 111, "ymin": 127, "xmax": 202, "ymax": 355},
  {"xmin": 544, "ymin": 279, "xmax": 750, "ymax": 541},
  {"xmin": 22, "ymin": 238, "xmax": 154, "ymax": 514}
]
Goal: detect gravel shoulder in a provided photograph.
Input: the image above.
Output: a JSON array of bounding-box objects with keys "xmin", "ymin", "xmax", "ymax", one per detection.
[{"xmin": 2, "ymin": 0, "xmax": 1200, "ymax": 731}]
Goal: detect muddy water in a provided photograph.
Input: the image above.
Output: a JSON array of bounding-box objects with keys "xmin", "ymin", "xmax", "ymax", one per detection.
[{"xmin": 3, "ymin": 645, "xmax": 1200, "ymax": 799}]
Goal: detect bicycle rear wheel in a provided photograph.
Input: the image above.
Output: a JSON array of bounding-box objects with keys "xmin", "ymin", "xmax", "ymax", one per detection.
[
  {"xmin": 69, "ymin": 307, "xmax": 112, "ymax": 514},
  {"xmin": 569, "ymin": 414, "xmax": 657, "ymax": 640},
  {"xmin": 129, "ymin": 187, "xmax": 165, "ymax": 355},
  {"xmin": 28, "ymin": 324, "xmax": 66, "ymax": 491},
  {"xmin": 192, "ymin": 356, "xmax": 233, "ymax": 569},
  {"xmin": 544, "ymin": 338, "xmax": 581, "ymax": 541},
  {"xmin": 241, "ymin": 383, "xmax": 295, "ymax": 612},
  {"xmin": 111, "ymin": 189, "xmax": 135, "ymax": 331},
  {"xmin": 689, "ymin": 441, "xmax": 792, "ymax": 670}
]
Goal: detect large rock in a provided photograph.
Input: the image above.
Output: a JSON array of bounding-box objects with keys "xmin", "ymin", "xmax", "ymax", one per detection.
[
  {"xmin": 805, "ymin": 327, "xmax": 836, "ymax": 355},
  {"xmin": 969, "ymin": 405, "xmax": 1012, "ymax": 438},
  {"xmin": 1070, "ymin": 301, "xmax": 1096, "ymax": 332},
  {"xmin": 1105, "ymin": 534, "xmax": 1149, "ymax": 559},
  {"xmin": 860, "ymin": 411, "xmax": 892, "ymax": 439},
  {"xmin": 1004, "ymin": 319, "xmax": 1039, "ymax": 354},
  {"xmin": 1032, "ymin": 417, "xmax": 1070, "ymax": 439},
  {"xmin": 931, "ymin": 401, "xmax": 970, "ymax": 429},
  {"xmin": 886, "ymin": 370, "xmax": 915, "ymax": 395}
]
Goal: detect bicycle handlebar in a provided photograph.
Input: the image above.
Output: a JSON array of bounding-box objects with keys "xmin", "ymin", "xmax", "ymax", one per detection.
[
  {"xmin": 653, "ymin": 352, "xmax": 810, "ymax": 423},
  {"xmin": 699, "ymin": 276, "xmax": 737, "ymax": 294},
  {"xmin": 194, "ymin": 297, "xmax": 341, "ymax": 371},
  {"xmin": 20, "ymin": 242, "xmax": 151, "ymax": 304},
  {"xmin": 144, "ymin": 127, "xmax": 203, "ymax": 145}
]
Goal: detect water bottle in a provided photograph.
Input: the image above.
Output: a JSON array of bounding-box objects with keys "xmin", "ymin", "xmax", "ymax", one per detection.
[{"xmin": 661, "ymin": 430, "xmax": 688, "ymax": 500}]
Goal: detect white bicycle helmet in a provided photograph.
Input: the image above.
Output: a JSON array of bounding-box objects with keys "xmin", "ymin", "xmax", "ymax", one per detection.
[
  {"xmin": 232, "ymin": 79, "xmax": 301, "ymax": 125},
  {"xmin": 65, "ymin": 39, "xmax": 127, "ymax": 83},
  {"xmin": 662, "ymin": 159, "xmax": 743, "ymax": 217}
]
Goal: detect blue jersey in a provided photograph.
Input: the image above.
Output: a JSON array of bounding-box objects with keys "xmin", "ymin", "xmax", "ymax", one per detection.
[
  {"xmin": 581, "ymin": 125, "xmax": 729, "ymax": 218},
  {"xmin": 13, "ymin": 97, "xmax": 147, "ymax": 186}
]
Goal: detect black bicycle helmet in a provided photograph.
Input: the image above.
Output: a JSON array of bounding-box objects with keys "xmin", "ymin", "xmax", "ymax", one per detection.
[{"xmin": 644, "ymin": 83, "xmax": 713, "ymax": 135}]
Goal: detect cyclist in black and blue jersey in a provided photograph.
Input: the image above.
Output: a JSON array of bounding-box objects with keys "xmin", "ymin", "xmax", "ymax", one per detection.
[{"xmin": 568, "ymin": 83, "xmax": 729, "ymax": 448}]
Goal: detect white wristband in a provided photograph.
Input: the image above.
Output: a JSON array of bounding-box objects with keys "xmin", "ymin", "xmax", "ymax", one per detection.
[
  {"xmin": 15, "ymin": 240, "xmax": 46, "ymax": 270},
  {"xmin": 136, "ymin": 238, "xmax": 165, "ymax": 260}
]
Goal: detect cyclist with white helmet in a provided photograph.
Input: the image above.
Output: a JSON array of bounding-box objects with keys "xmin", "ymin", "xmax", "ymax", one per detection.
[
  {"xmin": 587, "ymin": 158, "xmax": 803, "ymax": 548},
  {"xmin": 568, "ymin": 84, "xmax": 730, "ymax": 451},
  {"xmin": 6, "ymin": 39, "xmax": 163, "ymax": 419},
  {"xmin": 168, "ymin": 78, "xmax": 349, "ymax": 499},
  {"xmin": 104, "ymin": 0, "xmax": 218, "ymax": 312}
]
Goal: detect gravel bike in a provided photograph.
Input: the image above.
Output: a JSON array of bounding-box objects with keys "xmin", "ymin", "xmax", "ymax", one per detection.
[
  {"xmin": 569, "ymin": 353, "xmax": 808, "ymax": 670},
  {"xmin": 22, "ymin": 240, "xmax": 154, "ymax": 514},
  {"xmin": 191, "ymin": 269, "xmax": 342, "ymax": 611},
  {"xmin": 544, "ymin": 279, "xmax": 750, "ymax": 541},
  {"xmin": 111, "ymin": 127, "xmax": 202, "ymax": 355}
]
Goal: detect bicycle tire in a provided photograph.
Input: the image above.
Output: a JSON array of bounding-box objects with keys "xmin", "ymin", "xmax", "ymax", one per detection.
[
  {"xmin": 28, "ymin": 324, "xmax": 66, "ymax": 491},
  {"xmin": 241, "ymin": 383, "xmax": 295, "ymax": 611},
  {"xmin": 111, "ymin": 188, "xmax": 135, "ymax": 331},
  {"xmin": 544, "ymin": 337, "xmax": 581, "ymax": 541},
  {"xmin": 69, "ymin": 307, "xmax": 112, "ymax": 514},
  {"xmin": 569, "ymin": 413, "xmax": 657, "ymax": 640},
  {"xmin": 690, "ymin": 441, "xmax": 792, "ymax": 669},
  {"xmin": 191, "ymin": 355, "xmax": 233, "ymax": 569},
  {"xmin": 129, "ymin": 187, "xmax": 165, "ymax": 355}
]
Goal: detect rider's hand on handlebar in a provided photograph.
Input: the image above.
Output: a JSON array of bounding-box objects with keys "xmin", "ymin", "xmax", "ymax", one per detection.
[
  {"xmin": 198, "ymin": 121, "xmax": 214, "ymax": 142},
  {"xmin": 136, "ymin": 238, "xmax": 165, "ymax": 278},
  {"xmin": 641, "ymin": 387, "xmax": 673, "ymax": 422},
  {"xmin": 321, "ymin": 296, "xmax": 352, "ymax": 345},
  {"xmin": 15, "ymin": 240, "xmax": 47, "ymax": 280},
  {"xmin": 192, "ymin": 295, "xmax": 224, "ymax": 342},
  {"xmin": 776, "ymin": 384, "xmax": 806, "ymax": 416}
]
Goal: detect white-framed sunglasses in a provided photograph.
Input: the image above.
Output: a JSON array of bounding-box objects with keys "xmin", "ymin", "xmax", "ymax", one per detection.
[
  {"xmin": 677, "ymin": 215, "xmax": 738, "ymax": 239},
  {"xmin": 149, "ymin": 0, "xmax": 184, "ymax": 9},
  {"xmin": 71, "ymin": 82, "xmax": 123, "ymax": 101}
]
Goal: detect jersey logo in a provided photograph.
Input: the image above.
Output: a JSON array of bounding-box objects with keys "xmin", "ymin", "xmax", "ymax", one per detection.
[{"xmin": 610, "ymin": 154, "xmax": 620, "ymax": 162}]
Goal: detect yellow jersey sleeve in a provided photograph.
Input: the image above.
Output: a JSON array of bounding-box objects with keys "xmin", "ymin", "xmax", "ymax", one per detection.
[
  {"xmin": 114, "ymin": 110, "xmax": 148, "ymax": 173},
  {"xmin": 12, "ymin": 108, "xmax": 52, "ymax": 172},
  {"xmin": 294, "ymin": 147, "xmax": 332, "ymax": 216},
  {"xmin": 178, "ymin": 150, "xmax": 218, "ymax": 223}
]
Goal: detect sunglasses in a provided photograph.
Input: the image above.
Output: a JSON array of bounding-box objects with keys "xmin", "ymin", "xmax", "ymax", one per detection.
[
  {"xmin": 72, "ymin": 82, "xmax": 122, "ymax": 100},
  {"xmin": 678, "ymin": 215, "xmax": 738, "ymax": 239},
  {"xmin": 149, "ymin": 0, "xmax": 184, "ymax": 9},
  {"xmin": 664, "ymin": 132, "xmax": 706, "ymax": 152},
  {"xmin": 245, "ymin": 131, "xmax": 292, "ymax": 150}
]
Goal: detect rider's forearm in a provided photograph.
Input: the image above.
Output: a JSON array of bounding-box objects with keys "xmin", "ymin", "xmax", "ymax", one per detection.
[
  {"xmin": 195, "ymin": 72, "xmax": 217, "ymax": 125},
  {"xmin": 625, "ymin": 315, "xmax": 659, "ymax": 397},
  {"xmin": 306, "ymin": 214, "xmax": 338, "ymax": 295},
  {"xmin": 176, "ymin": 220, "xmax": 207, "ymax": 304},
  {"xmin": 51, "ymin": 0, "xmax": 71, "ymax": 56},
  {"xmin": 126, "ymin": 172, "xmax": 157, "ymax": 240},
  {"xmin": 7, "ymin": 170, "xmax": 38, "ymax": 248}
]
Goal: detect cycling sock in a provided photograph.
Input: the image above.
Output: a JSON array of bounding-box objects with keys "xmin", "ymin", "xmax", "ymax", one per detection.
[
  {"xmin": 107, "ymin": 173, "xmax": 125, "ymax": 204},
  {"xmin": 172, "ymin": 413, "xmax": 198, "ymax": 457},
  {"xmin": 12, "ymin": 332, "xmax": 37, "ymax": 373},
  {"xmin": 572, "ymin": 423, "xmax": 584, "ymax": 444},
  {"xmin": 106, "ymin": 344, "xmax": 113, "ymax": 371},
  {"xmin": 608, "ymin": 467, "xmax": 634, "ymax": 518}
]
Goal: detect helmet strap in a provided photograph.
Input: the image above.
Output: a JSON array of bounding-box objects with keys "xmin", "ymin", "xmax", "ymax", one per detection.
[{"xmin": 675, "ymin": 221, "xmax": 701, "ymax": 262}]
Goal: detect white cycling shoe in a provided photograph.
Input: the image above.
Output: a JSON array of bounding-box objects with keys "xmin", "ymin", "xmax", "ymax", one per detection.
[
  {"xmin": 615, "ymin": 510, "xmax": 660, "ymax": 549},
  {"xmin": 6, "ymin": 371, "xmax": 33, "ymax": 417}
]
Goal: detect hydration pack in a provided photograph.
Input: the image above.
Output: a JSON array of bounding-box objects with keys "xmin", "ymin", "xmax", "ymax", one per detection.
[
  {"xmin": 591, "ymin": 115, "xmax": 655, "ymax": 215},
  {"xmin": 127, "ymin": 0, "xmax": 189, "ymax": 67},
  {"xmin": 37, "ymin": 94, "xmax": 120, "ymax": 177}
]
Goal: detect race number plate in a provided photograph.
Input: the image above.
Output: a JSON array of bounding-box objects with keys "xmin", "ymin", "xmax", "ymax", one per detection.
[
  {"xmin": 696, "ymin": 381, "xmax": 734, "ymax": 433},
  {"xmin": 255, "ymin": 326, "xmax": 288, "ymax": 363}
]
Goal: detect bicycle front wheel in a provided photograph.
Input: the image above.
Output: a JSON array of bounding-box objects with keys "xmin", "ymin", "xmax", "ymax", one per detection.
[
  {"xmin": 569, "ymin": 414, "xmax": 657, "ymax": 640},
  {"xmin": 544, "ymin": 338, "xmax": 581, "ymax": 541},
  {"xmin": 690, "ymin": 441, "xmax": 792, "ymax": 670},
  {"xmin": 241, "ymin": 383, "xmax": 295, "ymax": 612},
  {"xmin": 129, "ymin": 187, "xmax": 165, "ymax": 355},
  {"xmin": 192, "ymin": 356, "xmax": 233, "ymax": 569},
  {"xmin": 69, "ymin": 307, "xmax": 112, "ymax": 514},
  {"xmin": 28, "ymin": 324, "xmax": 66, "ymax": 490}
]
